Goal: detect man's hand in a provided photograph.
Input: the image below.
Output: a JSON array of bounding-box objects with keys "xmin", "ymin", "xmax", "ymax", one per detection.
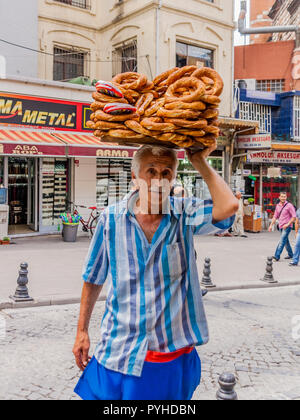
[
  {"xmin": 283, "ymin": 224, "xmax": 289, "ymax": 230},
  {"xmin": 73, "ymin": 331, "xmax": 91, "ymax": 371},
  {"xmin": 268, "ymin": 225, "xmax": 273, "ymax": 232},
  {"xmin": 186, "ymin": 144, "xmax": 217, "ymax": 169}
]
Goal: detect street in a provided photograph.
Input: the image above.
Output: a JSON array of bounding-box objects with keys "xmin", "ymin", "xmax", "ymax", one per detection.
[
  {"xmin": 1, "ymin": 286, "xmax": 300, "ymax": 400},
  {"xmin": 1, "ymin": 230, "xmax": 300, "ymax": 307}
]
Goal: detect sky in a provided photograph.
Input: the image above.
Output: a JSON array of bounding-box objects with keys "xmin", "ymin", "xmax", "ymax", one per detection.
[{"xmin": 234, "ymin": 0, "xmax": 250, "ymax": 46}]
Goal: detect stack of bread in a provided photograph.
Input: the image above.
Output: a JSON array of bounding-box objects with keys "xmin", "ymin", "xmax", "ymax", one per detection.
[{"xmin": 86, "ymin": 65, "xmax": 224, "ymax": 149}]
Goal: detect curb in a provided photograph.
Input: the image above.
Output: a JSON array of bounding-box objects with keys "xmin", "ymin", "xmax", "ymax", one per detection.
[{"xmin": 1, "ymin": 280, "xmax": 300, "ymax": 310}]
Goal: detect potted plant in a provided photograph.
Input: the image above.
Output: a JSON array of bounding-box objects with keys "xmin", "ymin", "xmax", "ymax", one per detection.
[{"xmin": 2, "ymin": 237, "xmax": 10, "ymax": 245}]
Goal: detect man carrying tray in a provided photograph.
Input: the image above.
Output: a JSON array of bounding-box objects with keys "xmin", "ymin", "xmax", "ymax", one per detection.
[{"xmin": 73, "ymin": 144, "xmax": 238, "ymax": 400}]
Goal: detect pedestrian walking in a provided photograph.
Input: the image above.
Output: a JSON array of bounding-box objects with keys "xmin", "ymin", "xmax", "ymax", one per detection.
[
  {"xmin": 232, "ymin": 191, "xmax": 247, "ymax": 238},
  {"xmin": 289, "ymin": 208, "xmax": 300, "ymax": 267},
  {"xmin": 72, "ymin": 144, "xmax": 238, "ymax": 401},
  {"xmin": 268, "ymin": 192, "xmax": 296, "ymax": 262}
]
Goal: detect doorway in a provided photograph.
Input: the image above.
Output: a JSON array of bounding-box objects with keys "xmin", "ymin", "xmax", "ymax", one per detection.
[{"xmin": 8, "ymin": 157, "xmax": 39, "ymax": 235}]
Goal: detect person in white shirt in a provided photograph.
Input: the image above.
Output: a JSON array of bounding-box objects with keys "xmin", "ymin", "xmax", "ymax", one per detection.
[{"xmin": 233, "ymin": 191, "xmax": 247, "ymax": 238}]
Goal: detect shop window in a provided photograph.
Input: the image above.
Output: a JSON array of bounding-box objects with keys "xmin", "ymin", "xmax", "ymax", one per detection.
[
  {"xmin": 176, "ymin": 42, "xmax": 214, "ymax": 69},
  {"xmin": 53, "ymin": 47, "xmax": 89, "ymax": 81},
  {"xmin": 42, "ymin": 158, "xmax": 68, "ymax": 226},
  {"xmin": 112, "ymin": 40, "xmax": 138, "ymax": 77},
  {"xmin": 96, "ymin": 159, "xmax": 132, "ymax": 208},
  {"xmin": 0, "ymin": 157, "xmax": 4, "ymax": 185}
]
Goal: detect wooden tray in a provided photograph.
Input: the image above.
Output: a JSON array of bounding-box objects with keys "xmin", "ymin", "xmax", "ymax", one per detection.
[{"xmin": 96, "ymin": 135, "xmax": 206, "ymax": 151}]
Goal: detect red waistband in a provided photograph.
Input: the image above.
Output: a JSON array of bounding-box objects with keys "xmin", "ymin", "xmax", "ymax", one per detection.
[{"xmin": 145, "ymin": 347, "xmax": 194, "ymax": 363}]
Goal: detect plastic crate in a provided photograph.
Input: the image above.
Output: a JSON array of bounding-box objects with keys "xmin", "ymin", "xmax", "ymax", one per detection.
[{"xmin": 0, "ymin": 189, "xmax": 7, "ymax": 205}]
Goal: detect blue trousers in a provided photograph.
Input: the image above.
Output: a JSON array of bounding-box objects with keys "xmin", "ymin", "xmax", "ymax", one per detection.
[
  {"xmin": 74, "ymin": 349, "xmax": 201, "ymax": 401},
  {"xmin": 275, "ymin": 227, "xmax": 293, "ymax": 260},
  {"xmin": 293, "ymin": 232, "xmax": 300, "ymax": 265}
]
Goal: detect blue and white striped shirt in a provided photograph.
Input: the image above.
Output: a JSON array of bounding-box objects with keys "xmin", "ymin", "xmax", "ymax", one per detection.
[{"xmin": 83, "ymin": 191, "xmax": 234, "ymax": 377}]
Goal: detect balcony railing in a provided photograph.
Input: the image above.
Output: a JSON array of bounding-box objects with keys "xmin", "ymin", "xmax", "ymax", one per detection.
[{"xmin": 54, "ymin": 0, "xmax": 91, "ymax": 10}]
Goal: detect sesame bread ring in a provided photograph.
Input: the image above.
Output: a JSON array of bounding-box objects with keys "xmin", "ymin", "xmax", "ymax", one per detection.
[
  {"xmin": 93, "ymin": 130, "xmax": 106, "ymax": 138},
  {"xmin": 201, "ymin": 109, "xmax": 219, "ymax": 119},
  {"xmin": 140, "ymin": 89, "xmax": 159, "ymax": 99},
  {"xmin": 176, "ymin": 129, "xmax": 206, "ymax": 137},
  {"xmin": 108, "ymin": 129, "xmax": 144, "ymax": 139},
  {"xmin": 94, "ymin": 110, "xmax": 139, "ymax": 122},
  {"xmin": 125, "ymin": 120, "xmax": 160, "ymax": 137},
  {"xmin": 153, "ymin": 67, "xmax": 179, "ymax": 86},
  {"xmin": 90, "ymin": 101, "xmax": 108, "ymax": 112},
  {"xmin": 92, "ymin": 92, "xmax": 128, "ymax": 104},
  {"xmin": 141, "ymin": 118, "xmax": 176, "ymax": 132},
  {"xmin": 157, "ymin": 108, "xmax": 200, "ymax": 119},
  {"xmin": 166, "ymin": 65, "xmax": 198, "ymax": 86},
  {"xmin": 204, "ymin": 125, "xmax": 220, "ymax": 136},
  {"xmin": 192, "ymin": 68, "xmax": 224, "ymax": 96},
  {"xmin": 95, "ymin": 121, "xmax": 126, "ymax": 130},
  {"xmin": 144, "ymin": 98, "xmax": 165, "ymax": 117},
  {"xmin": 152, "ymin": 133, "xmax": 187, "ymax": 143},
  {"xmin": 195, "ymin": 134, "xmax": 217, "ymax": 147},
  {"xmin": 86, "ymin": 120, "xmax": 96, "ymax": 130},
  {"xmin": 172, "ymin": 137, "xmax": 195, "ymax": 148},
  {"xmin": 112, "ymin": 72, "xmax": 148, "ymax": 91},
  {"xmin": 136, "ymin": 93, "xmax": 154, "ymax": 116},
  {"xmin": 164, "ymin": 101, "xmax": 206, "ymax": 111},
  {"xmin": 165, "ymin": 77, "xmax": 206, "ymax": 104},
  {"xmin": 199, "ymin": 94, "xmax": 221, "ymax": 105},
  {"xmin": 164, "ymin": 118, "xmax": 208, "ymax": 129}
]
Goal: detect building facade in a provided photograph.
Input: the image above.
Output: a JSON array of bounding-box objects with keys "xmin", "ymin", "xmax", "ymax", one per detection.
[
  {"xmin": 269, "ymin": 0, "xmax": 300, "ymax": 42},
  {"xmin": 250, "ymin": 0, "xmax": 275, "ymax": 44}
]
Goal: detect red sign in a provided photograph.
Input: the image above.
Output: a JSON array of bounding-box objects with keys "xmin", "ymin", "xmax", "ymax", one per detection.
[{"xmin": 0, "ymin": 93, "xmax": 92, "ymax": 132}]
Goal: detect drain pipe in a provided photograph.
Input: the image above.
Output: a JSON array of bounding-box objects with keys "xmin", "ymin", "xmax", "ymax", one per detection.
[
  {"xmin": 238, "ymin": 0, "xmax": 299, "ymax": 36},
  {"xmin": 156, "ymin": 0, "xmax": 162, "ymax": 77}
]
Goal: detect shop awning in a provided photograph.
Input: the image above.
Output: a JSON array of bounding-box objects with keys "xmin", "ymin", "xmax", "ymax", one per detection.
[
  {"xmin": 219, "ymin": 117, "xmax": 259, "ymax": 134},
  {"xmin": 0, "ymin": 129, "xmax": 186, "ymax": 159},
  {"xmin": 0, "ymin": 129, "xmax": 66, "ymax": 156}
]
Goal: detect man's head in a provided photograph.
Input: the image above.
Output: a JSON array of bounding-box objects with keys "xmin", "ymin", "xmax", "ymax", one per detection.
[
  {"xmin": 235, "ymin": 191, "xmax": 242, "ymax": 200},
  {"xmin": 131, "ymin": 145, "xmax": 178, "ymax": 214},
  {"xmin": 279, "ymin": 192, "xmax": 287, "ymax": 204}
]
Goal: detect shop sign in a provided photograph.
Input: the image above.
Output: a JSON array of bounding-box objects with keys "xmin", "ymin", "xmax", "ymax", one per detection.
[
  {"xmin": 0, "ymin": 93, "xmax": 92, "ymax": 132},
  {"xmin": 247, "ymin": 151, "xmax": 300, "ymax": 164},
  {"xmin": 237, "ymin": 134, "xmax": 272, "ymax": 149},
  {"xmin": 67, "ymin": 146, "xmax": 186, "ymax": 159},
  {"xmin": 0, "ymin": 143, "xmax": 65, "ymax": 156}
]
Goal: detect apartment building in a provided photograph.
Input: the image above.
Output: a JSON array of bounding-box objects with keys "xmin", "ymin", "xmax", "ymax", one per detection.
[
  {"xmin": 270, "ymin": 0, "xmax": 300, "ymax": 42},
  {"xmin": 0, "ymin": 0, "xmax": 235, "ymax": 116}
]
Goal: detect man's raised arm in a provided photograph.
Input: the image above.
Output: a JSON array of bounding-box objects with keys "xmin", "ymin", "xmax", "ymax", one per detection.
[
  {"xmin": 73, "ymin": 283, "xmax": 103, "ymax": 371},
  {"xmin": 187, "ymin": 146, "xmax": 238, "ymax": 223}
]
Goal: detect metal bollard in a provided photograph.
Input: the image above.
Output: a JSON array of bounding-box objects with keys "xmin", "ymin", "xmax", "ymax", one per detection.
[
  {"xmin": 261, "ymin": 256, "xmax": 278, "ymax": 284},
  {"xmin": 10, "ymin": 263, "xmax": 33, "ymax": 302},
  {"xmin": 201, "ymin": 258, "xmax": 216, "ymax": 288},
  {"xmin": 216, "ymin": 373, "xmax": 238, "ymax": 400}
]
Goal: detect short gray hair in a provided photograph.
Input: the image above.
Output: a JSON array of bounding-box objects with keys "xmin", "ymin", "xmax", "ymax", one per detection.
[{"xmin": 132, "ymin": 145, "xmax": 178, "ymax": 177}]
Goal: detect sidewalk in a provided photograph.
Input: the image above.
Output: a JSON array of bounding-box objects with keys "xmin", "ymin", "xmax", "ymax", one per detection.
[{"xmin": 0, "ymin": 231, "xmax": 300, "ymax": 308}]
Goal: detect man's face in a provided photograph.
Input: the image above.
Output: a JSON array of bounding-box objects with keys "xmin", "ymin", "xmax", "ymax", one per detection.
[
  {"xmin": 279, "ymin": 194, "xmax": 287, "ymax": 204},
  {"xmin": 236, "ymin": 192, "xmax": 242, "ymax": 200},
  {"xmin": 133, "ymin": 152, "xmax": 176, "ymax": 214}
]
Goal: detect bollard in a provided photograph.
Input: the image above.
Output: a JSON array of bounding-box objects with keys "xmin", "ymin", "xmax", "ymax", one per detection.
[
  {"xmin": 10, "ymin": 263, "xmax": 33, "ymax": 302},
  {"xmin": 216, "ymin": 373, "xmax": 238, "ymax": 400},
  {"xmin": 261, "ymin": 256, "xmax": 278, "ymax": 284},
  {"xmin": 201, "ymin": 258, "xmax": 216, "ymax": 288}
]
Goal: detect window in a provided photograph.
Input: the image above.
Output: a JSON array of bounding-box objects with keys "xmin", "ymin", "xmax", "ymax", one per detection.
[
  {"xmin": 294, "ymin": 96, "xmax": 300, "ymax": 142},
  {"xmin": 239, "ymin": 102, "xmax": 272, "ymax": 134},
  {"xmin": 176, "ymin": 41, "xmax": 214, "ymax": 69},
  {"xmin": 54, "ymin": 0, "xmax": 91, "ymax": 10},
  {"xmin": 53, "ymin": 47, "xmax": 88, "ymax": 81},
  {"xmin": 256, "ymin": 80, "xmax": 285, "ymax": 93},
  {"xmin": 112, "ymin": 40, "xmax": 138, "ymax": 77}
]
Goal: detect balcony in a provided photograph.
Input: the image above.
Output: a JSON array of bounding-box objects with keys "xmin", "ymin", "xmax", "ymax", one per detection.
[{"xmin": 54, "ymin": 0, "xmax": 91, "ymax": 10}]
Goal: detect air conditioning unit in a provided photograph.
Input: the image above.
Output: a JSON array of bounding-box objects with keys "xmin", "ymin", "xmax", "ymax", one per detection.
[{"xmin": 235, "ymin": 79, "xmax": 256, "ymax": 91}]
